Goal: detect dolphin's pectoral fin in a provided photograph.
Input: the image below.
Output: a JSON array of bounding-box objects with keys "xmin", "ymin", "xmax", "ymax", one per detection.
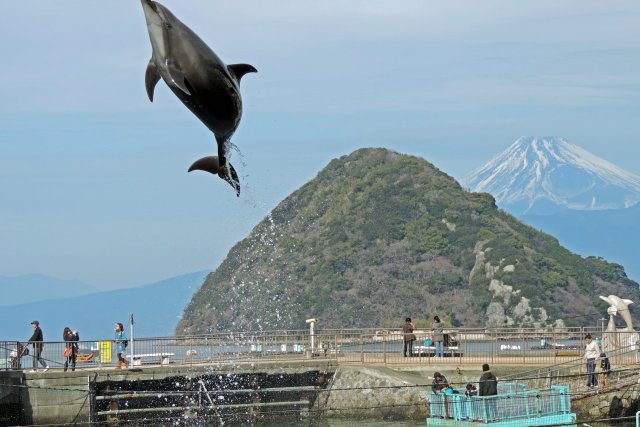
[
  {"xmin": 227, "ymin": 63, "xmax": 258, "ymax": 84},
  {"xmin": 145, "ymin": 58, "xmax": 161, "ymax": 102},
  {"xmin": 187, "ymin": 156, "xmax": 241, "ymax": 196},
  {"xmin": 165, "ymin": 59, "xmax": 191, "ymax": 95}
]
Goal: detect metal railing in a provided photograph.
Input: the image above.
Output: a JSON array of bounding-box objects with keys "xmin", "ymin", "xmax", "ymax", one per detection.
[
  {"xmin": 427, "ymin": 383, "xmax": 575, "ymax": 424},
  {"xmin": 1, "ymin": 327, "xmax": 638, "ymax": 370},
  {"xmin": 502, "ymin": 342, "xmax": 640, "ymax": 392}
]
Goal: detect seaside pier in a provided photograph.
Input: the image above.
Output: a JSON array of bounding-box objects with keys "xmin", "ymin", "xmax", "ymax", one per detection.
[{"xmin": 2, "ymin": 327, "xmax": 640, "ymax": 425}]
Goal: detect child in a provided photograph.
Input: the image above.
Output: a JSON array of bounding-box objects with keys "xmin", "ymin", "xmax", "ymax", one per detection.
[
  {"xmin": 465, "ymin": 383, "xmax": 478, "ymax": 396},
  {"xmin": 600, "ymin": 352, "xmax": 611, "ymax": 387},
  {"xmin": 463, "ymin": 383, "xmax": 479, "ymax": 420}
]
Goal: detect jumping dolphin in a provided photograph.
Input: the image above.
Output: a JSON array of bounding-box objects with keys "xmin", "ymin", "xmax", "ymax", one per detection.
[{"xmin": 140, "ymin": 0, "xmax": 257, "ymax": 196}]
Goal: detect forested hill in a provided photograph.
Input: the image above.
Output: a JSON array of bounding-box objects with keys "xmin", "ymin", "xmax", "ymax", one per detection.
[{"xmin": 177, "ymin": 148, "xmax": 638, "ymax": 334}]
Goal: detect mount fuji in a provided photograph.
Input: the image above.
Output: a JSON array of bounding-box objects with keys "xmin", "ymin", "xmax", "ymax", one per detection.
[
  {"xmin": 463, "ymin": 136, "xmax": 640, "ymax": 282},
  {"xmin": 463, "ymin": 136, "xmax": 640, "ymax": 215}
]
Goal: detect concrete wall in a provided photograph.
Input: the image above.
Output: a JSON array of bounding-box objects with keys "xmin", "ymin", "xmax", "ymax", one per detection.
[
  {"xmin": 18, "ymin": 359, "xmax": 338, "ymax": 425},
  {"xmin": 20, "ymin": 371, "xmax": 91, "ymax": 425},
  {"xmin": 5, "ymin": 361, "xmax": 635, "ymax": 424},
  {"xmin": 572, "ymin": 384, "xmax": 640, "ymax": 421},
  {"xmin": 0, "ymin": 370, "xmax": 24, "ymax": 425},
  {"xmin": 323, "ymin": 364, "xmax": 526, "ymax": 420}
]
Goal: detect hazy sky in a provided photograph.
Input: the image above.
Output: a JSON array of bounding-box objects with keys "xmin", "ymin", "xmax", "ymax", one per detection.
[{"xmin": 1, "ymin": 1, "xmax": 638, "ymax": 290}]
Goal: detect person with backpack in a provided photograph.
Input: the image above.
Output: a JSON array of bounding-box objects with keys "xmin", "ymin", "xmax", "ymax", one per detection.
[{"xmin": 114, "ymin": 322, "xmax": 130, "ymax": 369}]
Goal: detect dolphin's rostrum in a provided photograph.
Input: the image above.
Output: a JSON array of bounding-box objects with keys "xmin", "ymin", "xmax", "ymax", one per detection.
[{"xmin": 141, "ymin": 0, "xmax": 256, "ymax": 196}]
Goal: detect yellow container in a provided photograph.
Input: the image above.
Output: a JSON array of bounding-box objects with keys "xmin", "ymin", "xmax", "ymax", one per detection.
[{"xmin": 99, "ymin": 341, "xmax": 112, "ymax": 363}]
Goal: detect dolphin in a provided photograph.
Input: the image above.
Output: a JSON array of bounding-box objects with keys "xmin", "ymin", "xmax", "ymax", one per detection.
[
  {"xmin": 599, "ymin": 295, "xmax": 634, "ymax": 330},
  {"xmin": 140, "ymin": 0, "xmax": 257, "ymax": 196}
]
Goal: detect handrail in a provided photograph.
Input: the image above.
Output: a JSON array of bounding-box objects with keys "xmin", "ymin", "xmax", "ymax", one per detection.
[
  {"xmin": 2, "ymin": 328, "xmax": 638, "ymax": 372},
  {"xmin": 427, "ymin": 383, "xmax": 573, "ymax": 423},
  {"xmin": 503, "ymin": 342, "xmax": 639, "ymax": 380}
]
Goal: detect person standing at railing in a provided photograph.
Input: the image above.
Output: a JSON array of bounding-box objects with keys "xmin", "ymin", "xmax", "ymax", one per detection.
[
  {"xmin": 583, "ymin": 334, "xmax": 600, "ymax": 388},
  {"xmin": 431, "ymin": 371, "xmax": 449, "ymax": 394},
  {"xmin": 479, "ymin": 363, "xmax": 498, "ymax": 421},
  {"xmin": 402, "ymin": 317, "xmax": 416, "ymax": 357},
  {"xmin": 461, "ymin": 383, "xmax": 478, "ymax": 420},
  {"xmin": 63, "ymin": 327, "xmax": 79, "ymax": 372},
  {"xmin": 26, "ymin": 320, "xmax": 49, "ymax": 373},
  {"xmin": 114, "ymin": 322, "xmax": 130, "ymax": 369},
  {"xmin": 432, "ymin": 316, "xmax": 444, "ymax": 358}
]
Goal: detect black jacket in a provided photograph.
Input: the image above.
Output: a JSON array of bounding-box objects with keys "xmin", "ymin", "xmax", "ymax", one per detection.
[
  {"xmin": 64, "ymin": 332, "xmax": 79, "ymax": 352},
  {"xmin": 28, "ymin": 326, "xmax": 44, "ymax": 350},
  {"xmin": 478, "ymin": 371, "xmax": 498, "ymax": 396}
]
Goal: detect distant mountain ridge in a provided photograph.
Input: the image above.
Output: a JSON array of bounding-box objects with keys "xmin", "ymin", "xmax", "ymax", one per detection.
[
  {"xmin": 463, "ymin": 136, "xmax": 640, "ymax": 214},
  {"xmin": 0, "ymin": 271, "xmax": 208, "ymax": 341},
  {"xmin": 0, "ymin": 274, "xmax": 98, "ymax": 306},
  {"xmin": 522, "ymin": 204, "xmax": 640, "ymax": 281},
  {"xmin": 177, "ymin": 148, "xmax": 638, "ymax": 334}
]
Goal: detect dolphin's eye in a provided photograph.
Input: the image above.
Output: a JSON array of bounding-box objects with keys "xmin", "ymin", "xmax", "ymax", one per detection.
[{"xmin": 163, "ymin": 22, "xmax": 173, "ymax": 29}]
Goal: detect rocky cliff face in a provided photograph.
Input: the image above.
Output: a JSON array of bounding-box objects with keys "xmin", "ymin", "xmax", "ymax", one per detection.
[{"xmin": 177, "ymin": 148, "xmax": 638, "ymax": 334}]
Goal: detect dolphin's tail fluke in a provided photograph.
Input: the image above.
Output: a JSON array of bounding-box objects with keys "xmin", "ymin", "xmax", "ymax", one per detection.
[
  {"xmin": 188, "ymin": 156, "xmax": 240, "ymax": 196},
  {"xmin": 222, "ymin": 162, "xmax": 241, "ymax": 197}
]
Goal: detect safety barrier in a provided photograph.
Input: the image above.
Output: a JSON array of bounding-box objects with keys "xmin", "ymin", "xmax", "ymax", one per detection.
[
  {"xmin": 1, "ymin": 326, "xmax": 638, "ymax": 370},
  {"xmin": 427, "ymin": 383, "xmax": 576, "ymax": 425}
]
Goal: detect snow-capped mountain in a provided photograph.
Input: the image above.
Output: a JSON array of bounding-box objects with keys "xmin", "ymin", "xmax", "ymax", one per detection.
[{"xmin": 463, "ymin": 136, "xmax": 640, "ymax": 214}]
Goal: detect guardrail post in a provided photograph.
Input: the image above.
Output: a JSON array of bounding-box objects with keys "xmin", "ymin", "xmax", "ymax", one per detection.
[
  {"xmin": 129, "ymin": 313, "xmax": 135, "ymax": 368},
  {"xmin": 383, "ymin": 333, "xmax": 387, "ymax": 365},
  {"xmin": 491, "ymin": 329, "xmax": 495, "ymax": 364},
  {"xmin": 552, "ymin": 328, "xmax": 556, "ymax": 364}
]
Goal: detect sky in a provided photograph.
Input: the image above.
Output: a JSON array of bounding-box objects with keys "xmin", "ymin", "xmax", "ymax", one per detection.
[{"xmin": 1, "ymin": 0, "xmax": 639, "ymax": 290}]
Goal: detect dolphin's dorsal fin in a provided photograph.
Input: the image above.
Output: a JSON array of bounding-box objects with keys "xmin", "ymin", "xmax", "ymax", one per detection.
[
  {"xmin": 165, "ymin": 59, "xmax": 191, "ymax": 96},
  {"xmin": 145, "ymin": 58, "xmax": 161, "ymax": 102},
  {"xmin": 227, "ymin": 63, "xmax": 257, "ymax": 84}
]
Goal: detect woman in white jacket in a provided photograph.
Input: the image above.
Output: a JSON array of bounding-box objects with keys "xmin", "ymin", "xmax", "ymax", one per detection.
[{"xmin": 583, "ymin": 334, "xmax": 601, "ymax": 388}]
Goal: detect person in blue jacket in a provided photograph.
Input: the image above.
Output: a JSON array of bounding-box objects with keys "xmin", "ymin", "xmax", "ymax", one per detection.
[{"xmin": 113, "ymin": 322, "xmax": 129, "ymax": 369}]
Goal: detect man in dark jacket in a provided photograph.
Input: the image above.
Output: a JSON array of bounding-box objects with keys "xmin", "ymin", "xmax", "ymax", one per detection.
[
  {"xmin": 478, "ymin": 363, "xmax": 497, "ymax": 396},
  {"xmin": 27, "ymin": 320, "xmax": 49, "ymax": 373},
  {"xmin": 478, "ymin": 363, "xmax": 498, "ymax": 420}
]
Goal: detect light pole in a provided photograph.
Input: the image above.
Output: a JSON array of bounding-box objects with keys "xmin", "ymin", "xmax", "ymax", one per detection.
[
  {"xmin": 306, "ymin": 318, "xmax": 317, "ymax": 354},
  {"xmin": 130, "ymin": 313, "xmax": 135, "ymax": 367}
]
